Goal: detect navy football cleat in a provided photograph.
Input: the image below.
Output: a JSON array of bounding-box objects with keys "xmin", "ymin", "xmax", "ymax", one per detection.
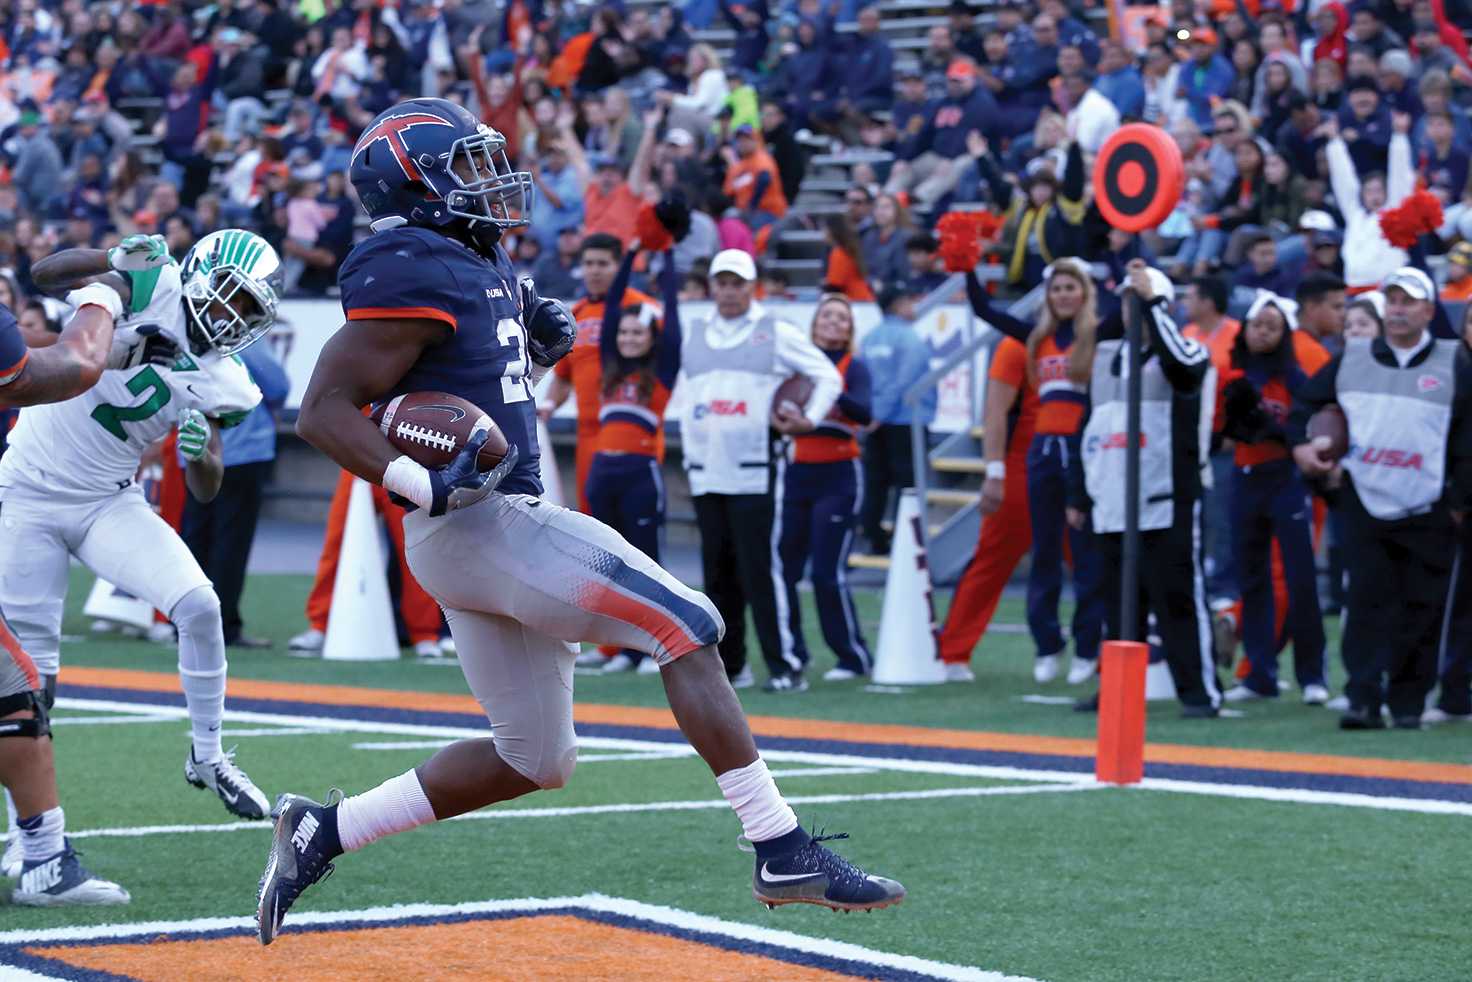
[
  {"xmin": 12, "ymin": 839, "xmax": 130, "ymax": 907},
  {"xmin": 256, "ymin": 790, "xmax": 341, "ymax": 945},
  {"xmin": 752, "ymin": 831, "xmax": 906, "ymax": 912}
]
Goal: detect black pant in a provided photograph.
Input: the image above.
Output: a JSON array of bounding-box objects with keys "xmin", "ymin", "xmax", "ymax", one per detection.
[
  {"xmin": 694, "ymin": 489, "xmax": 795, "ymax": 679},
  {"xmin": 1096, "ymin": 500, "xmax": 1221, "ymax": 709},
  {"xmin": 861, "ymin": 423, "xmax": 919, "ymax": 552},
  {"xmin": 182, "ymin": 460, "xmax": 271, "ymax": 645},
  {"xmin": 1339, "ymin": 490, "xmax": 1454, "ymax": 719},
  {"xmin": 1439, "ymin": 522, "xmax": 1472, "ymax": 716}
]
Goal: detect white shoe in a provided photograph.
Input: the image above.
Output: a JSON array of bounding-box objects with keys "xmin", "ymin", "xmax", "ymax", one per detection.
[
  {"xmin": 1066, "ymin": 656, "xmax": 1097, "ymax": 685},
  {"xmin": 1301, "ymin": 684, "xmax": 1330, "ymax": 706},
  {"xmin": 822, "ymin": 667, "xmax": 862, "ymax": 681},
  {"xmin": 413, "ymin": 640, "xmax": 442, "ymax": 659},
  {"xmin": 1033, "ymin": 655, "xmax": 1060, "ymax": 684},
  {"xmin": 574, "ymin": 649, "xmax": 608, "ymax": 668},
  {"xmin": 602, "ymin": 653, "xmax": 636, "ymax": 673},
  {"xmin": 730, "ymin": 666, "xmax": 754, "ymax": 689},
  {"xmin": 439, "ymin": 637, "xmax": 457, "ymax": 658},
  {"xmin": 148, "ymin": 622, "xmax": 176, "ymax": 645},
  {"xmin": 12, "ymin": 841, "xmax": 130, "ymax": 907},
  {"xmin": 1325, "ymin": 695, "xmax": 1350, "ymax": 712},
  {"xmin": 636, "ymin": 657, "xmax": 661, "ymax": 674},
  {"xmin": 1422, "ymin": 707, "xmax": 1472, "ymax": 725},
  {"xmin": 185, "ymin": 746, "xmax": 271, "ymax": 820},
  {"xmin": 1223, "ymin": 684, "xmax": 1273, "ymax": 703},
  {"xmin": 287, "ymin": 628, "xmax": 325, "ymax": 652},
  {"xmin": 2, "ymin": 833, "xmax": 20, "ymax": 879},
  {"xmin": 89, "ymin": 619, "xmax": 118, "ymax": 635},
  {"xmin": 944, "ymin": 663, "xmax": 975, "ymax": 683}
]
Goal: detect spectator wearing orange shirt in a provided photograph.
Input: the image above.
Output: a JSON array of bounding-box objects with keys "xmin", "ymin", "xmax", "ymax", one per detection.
[
  {"xmin": 722, "ymin": 124, "xmax": 787, "ymax": 228},
  {"xmin": 563, "ymin": 107, "xmax": 644, "ymax": 247},
  {"xmin": 823, "ymin": 214, "xmax": 876, "ymax": 302},
  {"xmin": 1443, "ymin": 242, "xmax": 1472, "ymax": 303}
]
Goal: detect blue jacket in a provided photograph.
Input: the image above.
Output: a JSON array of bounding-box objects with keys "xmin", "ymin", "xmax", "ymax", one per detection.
[
  {"xmin": 1096, "ymin": 66, "xmax": 1144, "ymax": 119},
  {"xmin": 222, "ymin": 345, "xmax": 289, "ymax": 467},
  {"xmin": 908, "ymin": 87, "xmax": 999, "ymax": 160},
  {"xmin": 840, "ymin": 33, "xmax": 894, "ymax": 107},
  {"xmin": 861, "ymin": 317, "xmax": 935, "ymax": 425},
  {"xmin": 1177, "ymin": 55, "xmax": 1234, "ymax": 128}
]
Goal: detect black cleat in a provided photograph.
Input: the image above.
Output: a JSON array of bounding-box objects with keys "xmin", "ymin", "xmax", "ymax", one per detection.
[
  {"xmin": 255, "ymin": 791, "xmax": 341, "ymax": 945},
  {"xmin": 1339, "ymin": 706, "xmax": 1387, "ymax": 730},
  {"xmin": 752, "ymin": 831, "xmax": 905, "ymax": 912}
]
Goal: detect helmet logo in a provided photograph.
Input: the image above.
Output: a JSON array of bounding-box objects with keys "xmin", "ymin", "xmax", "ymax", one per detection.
[{"xmin": 351, "ymin": 112, "xmax": 456, "ymax": 185}]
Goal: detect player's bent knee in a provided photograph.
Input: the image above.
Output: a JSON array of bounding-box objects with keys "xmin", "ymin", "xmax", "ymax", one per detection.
[
  {"xmin": 170, "ymin": 584, "xmax": 222, "ymax": 630},
  {"xmin": 522, "ymin": 747, "xmax": 577, "ymax": 790}
]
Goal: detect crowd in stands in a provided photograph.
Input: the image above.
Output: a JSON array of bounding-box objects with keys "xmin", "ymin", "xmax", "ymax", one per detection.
[{"xmin": 3, "ymin": 0, "xmax": 1472, "ymax": 720}]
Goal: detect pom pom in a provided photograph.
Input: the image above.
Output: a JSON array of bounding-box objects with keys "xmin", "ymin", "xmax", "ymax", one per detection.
[
  {"xmin": 635, "ymin": 201, "xmax": 673, "ymax": 252},
  {"xmin": 935, "ymin": 211, "xmax": 1003, "ymax": 273},
  {"xmin": 1378, "ymin": 188, "xmax": 1445, "ymax": 250},
  {"xmin": 653, "ymin": 189, "xmax": 692, "ymax": 243}
]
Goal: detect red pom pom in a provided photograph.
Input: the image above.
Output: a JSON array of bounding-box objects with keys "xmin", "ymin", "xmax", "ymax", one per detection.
[
  {"xmin": 1379, "ymin": 188, "xmax": 1445, "ymax": 250},
  {"xmin": 635, "ymin": 202, "xmax": 673, "ymax": 252},
  {"xmin": 935, "ymin": 211, "xmax": 1004, "ymax": 273}
]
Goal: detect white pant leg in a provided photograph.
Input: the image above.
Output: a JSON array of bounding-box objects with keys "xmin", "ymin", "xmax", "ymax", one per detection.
[
  {"xmin": 0, "ymin": 492, "xmax": 79, "ymax": 677},
  {"xmin": 442, "ymin": 607, "xmax": 579, "ymax": 790},
  {"xmin": 404, "ymin": 494, "xmax": 722, "ymax": 665},
  {"xmin": 74, "ymin": 488, "xmax": 212, "ymax": 618}
]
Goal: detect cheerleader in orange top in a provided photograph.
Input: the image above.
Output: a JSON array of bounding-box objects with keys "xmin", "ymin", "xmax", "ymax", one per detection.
[
  {"xmin": 584, "ymin": 241, "xmax": 682, "ymax": 671},
  {"xmin": 777, "ymin": 296, "xmax": 874, "ymax": 679},
  {"xmin": 966, "ymin": 259, "xmax": 1107, "ymax": 684}
]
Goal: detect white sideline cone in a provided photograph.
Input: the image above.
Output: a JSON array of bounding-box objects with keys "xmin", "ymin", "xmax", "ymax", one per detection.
[
  {"xmin": 872, "ymin": 490, "xmax": 946, "ymax": 685},
  {"xmin": 82, "ymin": 578, "xmax": 154, "ymax": 631},
  {"xmin": 1145, "ymin": 658, "xmax": 1178, "ymax": 701},
  {"xmin": 323, "ymin": 478, "xmax": 400, "ymax": 662},
  {"xmin": 537, "ymin": 418, "xmax": 564, "ymax": 508}
]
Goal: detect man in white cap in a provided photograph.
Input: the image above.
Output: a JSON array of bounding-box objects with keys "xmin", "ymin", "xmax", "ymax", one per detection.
[
  {"xmin": 680, "ymin": 249, "xmax": 842, "ymax": 692},
  {"xmin": 1290, "ymin": 266, "xmax": 1472, "ymax": 729},
  {"xmin": 1067, "ymin": 260, "xmax": 1222, "ymax": 717}
]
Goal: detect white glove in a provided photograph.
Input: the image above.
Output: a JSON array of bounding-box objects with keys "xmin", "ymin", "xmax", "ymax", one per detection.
[
  {"xmin": 177, "ymin": 409, "xmax": 211, "ymax": 462},
  {"xmin": 107, "ymin": 234, "xmax": 171, "ymax": 273},
  {"xmin": 106, "ymin": 325, "xmax": 181, "ymax": 371},
  {"xmin": 66, "ymin": 282, "xmax": 124, "ymax": 323}
]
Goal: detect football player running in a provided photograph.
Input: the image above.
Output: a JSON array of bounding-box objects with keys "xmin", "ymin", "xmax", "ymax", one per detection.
[
  {"xmin": 0, "ymin": 254, "xmax": 186, "ymax": 905},
  {"xmin": 257, "ymin": 99, "xmax": 905, "ymax": 945},
  {"xmin": 0, "ymin": 230, "xmax": 279, "ymax": 876}
]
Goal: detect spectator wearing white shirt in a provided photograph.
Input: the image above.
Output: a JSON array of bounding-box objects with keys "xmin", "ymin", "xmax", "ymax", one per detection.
[
  {"xmin": 1323, "ymin": 111, "xmax": 1414, "ymax": 290},
  {"xmin": 312, "ymin": 27, "xmax": 370, "ymax": 106},
  {"xmin": 1060, "ymin": 71, "xmax": 1119, "ymax": 159},
  {"xmin": 656, "ymin": 43, "xmax": 730, "ymax": 148}
]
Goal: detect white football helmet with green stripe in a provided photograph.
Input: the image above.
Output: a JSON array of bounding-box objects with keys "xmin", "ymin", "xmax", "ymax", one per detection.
[{"xmin": 181, "ymin": 229, "xmax": 284, "ymax": 356}]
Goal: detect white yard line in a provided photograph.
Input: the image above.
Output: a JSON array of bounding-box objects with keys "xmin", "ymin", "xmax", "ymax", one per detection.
[
  {"xmin": 66, "ymin": 783, "xmax": 1093, "ymax": 841},
  {"xmin": 0, "ymin": 893, "xmax": 1036, "ymax": 982},
  {"xmin": 52, "ymin": 697, "xmax": 1472, "ymax": 817}
]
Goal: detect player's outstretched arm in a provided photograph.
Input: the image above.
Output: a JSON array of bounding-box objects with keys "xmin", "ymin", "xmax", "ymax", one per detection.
[
  {"xmin": 30, "ymin": 235, "xmax": 170, "ymax": 302},
  {"xmin": 297, "ymin": 317, "xmax": 446, "ymax": 483},
  {"xmin": 0, "ymin": 285, "xmax": 123, "ymax": 408}
]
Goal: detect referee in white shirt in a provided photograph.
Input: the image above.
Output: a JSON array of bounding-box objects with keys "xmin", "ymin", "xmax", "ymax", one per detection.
[{"xmin": 680, "ymin": 250, "xmax": 843, "ymax": 691}]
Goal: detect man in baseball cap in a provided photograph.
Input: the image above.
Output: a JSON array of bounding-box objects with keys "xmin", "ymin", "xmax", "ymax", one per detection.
[{"xmin": 1442, "ymin": 242, "xmax": 1472, "ymax": 302}]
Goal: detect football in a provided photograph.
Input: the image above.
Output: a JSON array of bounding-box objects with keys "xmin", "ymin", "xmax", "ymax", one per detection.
[
  {"xmin": 1306, "ymin": 404, "xmax": 1349, "ymax": 461},
  {"xmin": 372, "ymin": 392, "xmax": 509, "ymax": 470},
  {"xmin": 771, "ymin": 374, "xmax": 814, "ymax": 419}
]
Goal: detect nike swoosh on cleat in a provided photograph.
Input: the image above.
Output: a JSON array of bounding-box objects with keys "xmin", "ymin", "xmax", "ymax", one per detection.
[
  {"xmin": 221, "ymin": 788, "xmax": 240, "ymax": 804},
  {"xmin": 759, "ymin": 863, "xmax": 826, "ymax": 885}
]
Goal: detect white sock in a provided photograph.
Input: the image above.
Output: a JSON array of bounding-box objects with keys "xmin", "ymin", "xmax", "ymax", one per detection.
[
  {"xmin": 336, "ymin": 770, "xmax": 437, "ymax": 853},
  {"xmin": 715, "ymin": 758, "xmax": 799, "ymax": 844},
  {"xmin": 179, "ymin": 665, "xmax": 226, "ymax": 762},
  {"xmin": 173, "ymin": 585, "xmax": 229, "ymax": 763},
  {"xmin": 17, "ymin": 806, "xmax": 63, "ymax": 862}
]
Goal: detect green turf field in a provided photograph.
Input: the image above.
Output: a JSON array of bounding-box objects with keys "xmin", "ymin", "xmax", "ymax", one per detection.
[{"xmin": 2, "ymin": 569, "xmax": 1467, "ymax": 981}]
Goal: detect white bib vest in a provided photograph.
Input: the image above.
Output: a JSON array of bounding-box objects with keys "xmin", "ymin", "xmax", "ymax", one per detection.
[
  {"xmin": 1337, "ymin": 337, "xmax": 1457, "ymax": 521},
  {"xmin": 681, "ymin": 312, "xmax": 783, "ymax": 496},
  {"xmin": 1081, "ymin": 339, "xmax": 1179, "ymax": 534}
]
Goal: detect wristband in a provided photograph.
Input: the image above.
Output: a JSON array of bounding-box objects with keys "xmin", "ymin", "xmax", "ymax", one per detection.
[
  {"xmin": 382, "ymin": 455, "xmax": 435, "ymax": 511},
  {"xmin": 66, "ymin": 283, "xmax": 124, "ymax": 323},
  {"xmin": 984, "ymin": 460, "xmax": 1006, "ymax": 481}
]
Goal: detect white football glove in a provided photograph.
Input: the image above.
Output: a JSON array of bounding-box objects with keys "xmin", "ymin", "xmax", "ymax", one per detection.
[
  {"xmin": 106, "ymin": 325, "xmax": 181, "ymax": 371},
  {"xmin": 177, "ymin": 409, "xmax": 211, "ymax": 462},
  {"xmin": 107, "ymin": 234, "xmax": 171, "ymax": 273}
]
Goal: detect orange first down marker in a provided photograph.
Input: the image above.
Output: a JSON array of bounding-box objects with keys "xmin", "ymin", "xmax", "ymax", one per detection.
[{"xmin": 1095, "ymin": 641, "xmax": 1148, "ymax": 784}]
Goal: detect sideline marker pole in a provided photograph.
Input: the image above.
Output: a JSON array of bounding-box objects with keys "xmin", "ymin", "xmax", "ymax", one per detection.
[{"xmin": 1096, "ymin": 641, "xmax": 1148, "ymax": 784}]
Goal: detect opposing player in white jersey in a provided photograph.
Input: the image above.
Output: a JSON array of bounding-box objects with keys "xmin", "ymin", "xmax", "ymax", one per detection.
[{"xmin": 0, "ymin": 230, "xmax": 280, "ymax": 858}]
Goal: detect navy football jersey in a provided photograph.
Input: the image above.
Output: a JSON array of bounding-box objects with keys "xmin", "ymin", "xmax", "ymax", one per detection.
[
  {"xmin": 0, "ymin": 302, "xmax": 30, "ymax": 387},
  {"xmin": 338, "ymin": 226, "xmax": 542, "ymax": 496}
]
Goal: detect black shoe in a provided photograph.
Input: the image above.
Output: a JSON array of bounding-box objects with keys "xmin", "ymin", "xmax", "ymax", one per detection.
[
  {"xmin": 1073, "ymin": 692, "xmax": 1099, "ymax": 713},
  {"xmin": 1180, "ymin": 703, "xmax": 1219, "ymax": 719},
  {"xmin": 1392, "ymin": 715, "xmax": 1423, "ymax": 730},
  {"xmin": 1339, "ymin": 706, "xmax": 1387, "ymax": 730},
  {"xmin": 763, "ymin": 672, "xmax": 809, "ymax": 693},
  {"xmin": 256, "ymin": 791, "xmax": 343, "ymax": 945},
  {"xmin": 752, "ymin": 830, "xmax": 905, "ymax": 912},
  {"xmin": 228, "ymin": 635, "xmax": 274, "ymax": 650}
]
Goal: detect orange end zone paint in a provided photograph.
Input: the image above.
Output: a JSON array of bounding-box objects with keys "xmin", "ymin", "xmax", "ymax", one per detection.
[
  {"xmin": 1095, "ymin": 642, "xmax": 1149, "ymax": 785},
  {"xmin": 26, "ymin": 915, "xmax": 861, "ymax": 982},
  {"xmin": 60, "ymin": 666, "xmax": 1472, "ymax": 787}
]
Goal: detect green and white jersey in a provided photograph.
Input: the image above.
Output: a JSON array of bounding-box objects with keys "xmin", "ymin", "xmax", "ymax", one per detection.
[{"xmin": 0, "ymin": 262, "xmax": 262, "ymax": 499}]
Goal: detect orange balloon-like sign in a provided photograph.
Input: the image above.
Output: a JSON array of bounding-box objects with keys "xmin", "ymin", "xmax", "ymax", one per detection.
[{"xmin": 1092, "ymin": 123, "xmax": 1185, "ymax": 233}]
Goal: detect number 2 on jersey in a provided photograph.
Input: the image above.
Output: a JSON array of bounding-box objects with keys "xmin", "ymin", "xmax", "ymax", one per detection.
[
  {"xmin": 91, "ymin": 366, "xmax": 172, "ymax": 440},
  {"xmin": 497, "ymin": 317, "xmax": 531, "ymax": 404}
]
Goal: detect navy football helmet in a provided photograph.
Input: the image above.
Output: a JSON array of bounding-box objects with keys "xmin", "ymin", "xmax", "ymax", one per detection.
[{"xmin": 349, "ymin": 98, "xmax": 533, "ymax": 234}]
